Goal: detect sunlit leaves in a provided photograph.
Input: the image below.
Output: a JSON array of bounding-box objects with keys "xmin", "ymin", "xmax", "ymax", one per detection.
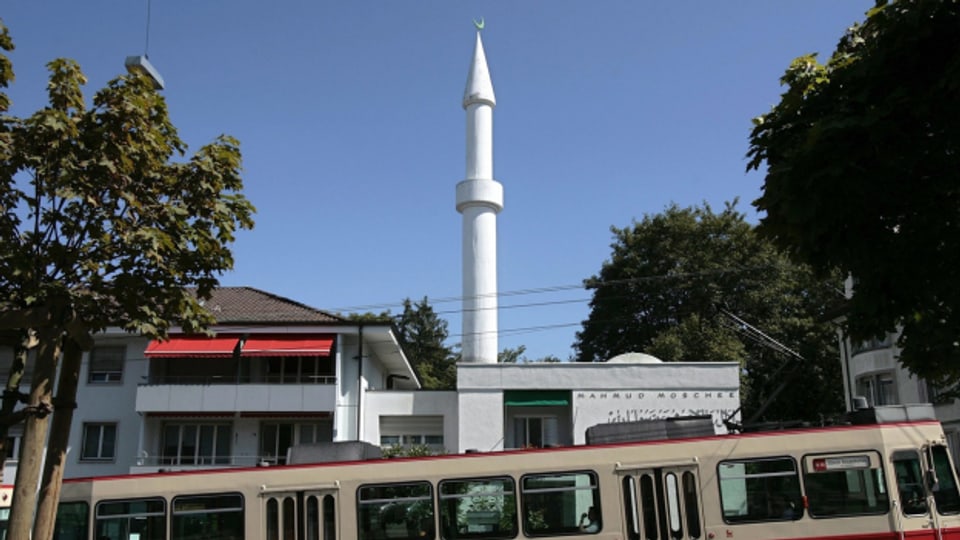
[
  {"xmin": 0, "ymin": 28, "xmax": 255, "ymax": 339},
  {"xmin": 747, "ymin": 0, "xmax": 960, "ymax": 381},
  {"xmin": 574, "ymin": 202, "xmax": 843, "ymax": 422}
]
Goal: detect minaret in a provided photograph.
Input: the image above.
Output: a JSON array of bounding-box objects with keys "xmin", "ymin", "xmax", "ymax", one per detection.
[{"xmin": 456, "ymin": 28, "xmax": 503, "ymax": 364}]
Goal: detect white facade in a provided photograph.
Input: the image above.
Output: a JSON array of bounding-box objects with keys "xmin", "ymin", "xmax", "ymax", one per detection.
[
  {"xmin": 454, "ymin": 362, "xmax": 740, "ymax": 451},
  {"xmin": 1, "ymin": 332, "xmax": 741, "ymax": 481}
]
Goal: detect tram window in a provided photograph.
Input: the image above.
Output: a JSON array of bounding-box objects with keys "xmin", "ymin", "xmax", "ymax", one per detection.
[
  {"xmin": 283, "ymin": 497, "xmax": 296, "ymax": 540},
  {"xmin": 803, "ymin": 452, "xmax": 888, "ymax": 518},
  {"xmin": 438, "ymin": 476, "xmax": 517, "ymax": 539},
  {"xmin": 323, "ymin": 495, "xmax": 336, "ymax": 540},
  {"xmin": 53, "ymin": 501, "xmax": 89, "ymax": 540},
  {"xmin": 682, "ymin": 471, "xmax": 701, "ymax": 538},
  {"xmin": 893, "ymin": 451, "xmax": 929, "ymax": 515},
  {"xmin": 267, "ymin": 499, "xmax": 279, "ymax": 540},
  {"xmin": 930, "ymin": 445, "xmax": 960, "ymax": 514},
  {"xmin": 718, "ymin": 457, "xmax": 802, "ymax": 523},
  {"xmin": 665, "ymin": 473, "xmax": 683, "ymax": 539},
  {"xmin": 307, "ymin": 496, "xmax": 320, "ymax": 540},
  {"xmin": 622, "ymin": 477, "xmax": 640, "ymax": 540},
  {"xmin": 520, "ymin": 471, "xmax": 600, "ymax": 536},
  {"xmin": 639, "ymin": 474, "xmax": 659, "ymax": 540},
  {"xmin": 357, "ymin": 481, "xmax": 434, "ymax": 540},
  {"xmin": 172, "ymin": 493, "xmax": 244, "ymax": 540},
  {"xmin": 95, "ymin": 497, "xmax": 166, "ymax": 540}
]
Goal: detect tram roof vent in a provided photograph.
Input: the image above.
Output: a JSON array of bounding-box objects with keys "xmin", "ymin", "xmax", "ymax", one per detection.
[
  {"xmin": 585, "ymin": 415, "xmax": 716, "ymax": 445},
  {"xmin": 287, "ymin": 441, "xmax": 383, "ymax": 465}
]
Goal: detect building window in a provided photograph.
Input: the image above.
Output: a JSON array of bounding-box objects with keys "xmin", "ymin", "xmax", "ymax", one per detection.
[
  {"xmin": 81, "ymin": 423, "xmax": 117, "ymax": 461},
  {"xmin": 88, "ymin": 345, "xmax": 125, "ymax": 383},
  {"xmin": 265, "ymin": 356, "xmax": 334, "ymax": 384},
  {"xmin": 260, "ymin": 422, "xmax": 329, "ymax": 465},
  {"xmin": 851, "ymin": 334, "xmax": 894, "ymax": 354},
  {"xmin": 161, "ymin": 423, "xmax": 232, "ymax": 465},
  {"xmin": 856, "ymin": 372, "xmax": 898, "ymax": 406},
  {"xmin": 379, "ymin": 434, "xmax": 444, "ymax": 452},
  {"xmin": 3, "ymin": 436, "xmax": 22, "ymax": 461},
  {"xmin": 513, "ymin": 416, "xmax": 559, "ymax": 449}
]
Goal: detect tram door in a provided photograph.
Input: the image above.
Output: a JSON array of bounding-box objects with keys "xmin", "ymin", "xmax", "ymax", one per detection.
[
  {"xmin": 893, "ymin": 445, "xmax": 960, "ymax": 539},
  {"xmin": 264, "ymin": 489, "xmax": 338, "ymax": 540},
  {"xmin": 620, "ymin": 466, "xmax": 702, "ymax": 540}
]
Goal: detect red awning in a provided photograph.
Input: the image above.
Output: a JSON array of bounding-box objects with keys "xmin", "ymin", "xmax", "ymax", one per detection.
[
  {"xmin": 241, "ymin": 335, "xmax": 334, "ymax": 357},
  {"xmin": 144, "ymin": 335, "xmax": 240, "ymax": 358}
]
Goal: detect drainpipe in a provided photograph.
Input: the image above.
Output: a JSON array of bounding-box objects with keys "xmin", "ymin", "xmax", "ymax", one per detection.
[
  {"xmin": 837, "ymin": 326, "xmax": 853, "ymax": 412},
  {"xmin": 357, "ymin": 324, "xmax": 363, "ymax": 442}
]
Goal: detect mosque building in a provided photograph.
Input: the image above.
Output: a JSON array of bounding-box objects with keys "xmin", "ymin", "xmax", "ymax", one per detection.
[{"xmin": 0, "ymin": 28, "xmax": 739, "ymax": 480}]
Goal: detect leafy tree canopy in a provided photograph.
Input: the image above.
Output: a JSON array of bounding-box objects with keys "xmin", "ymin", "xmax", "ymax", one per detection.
[
  {"xmin": 0, "ymin": 19, "xmax": 255, "ymax": 539},
  {"xmin": 394, "ymin": 297, "xmax": 457, "ymax": 389},
  {"xmin": 0, "ymin": 59, "xmax": 255, "ymax": 337},
  {"xmin": 574, "ymin": 202, "xmax": 843, "ymax": 422},
  {"xmin": 747, "ymin": 1, "xmax": 960, "ymax": 383}
]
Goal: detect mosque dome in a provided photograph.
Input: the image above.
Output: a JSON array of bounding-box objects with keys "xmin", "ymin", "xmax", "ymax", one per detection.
[{"xmin": 607, "ymin": 352, "xmax": 663, "ymax": 364}]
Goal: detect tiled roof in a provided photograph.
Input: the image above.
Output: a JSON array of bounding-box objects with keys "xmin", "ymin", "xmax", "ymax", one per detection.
[{"xmin": 197, "ymin": 287, "xmax": 344, "ymax": 324}]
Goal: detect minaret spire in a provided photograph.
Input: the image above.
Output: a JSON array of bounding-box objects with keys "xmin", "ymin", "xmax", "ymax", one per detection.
[{"xmin": 456, "ymin": 27, "xmax": 503, "ymax": 364}]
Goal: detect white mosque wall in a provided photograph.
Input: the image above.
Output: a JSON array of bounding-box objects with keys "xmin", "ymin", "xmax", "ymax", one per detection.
[
  {"xmin": 457, "ymin": 362, "xmax": 740, "ymax": 447},
  {"xmin": 456, "ymin": 362, "xmax": 739, "ymax": 391}
]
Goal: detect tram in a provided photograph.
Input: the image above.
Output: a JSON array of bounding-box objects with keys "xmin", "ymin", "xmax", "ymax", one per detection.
[{"xmin": 47, "ymin": 404, "xmax": 960, "ymax": 540}]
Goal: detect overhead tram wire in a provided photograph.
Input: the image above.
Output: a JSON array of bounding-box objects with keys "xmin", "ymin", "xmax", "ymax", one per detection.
[{"xmin": 326, "ymin": 263, "xmax": 779, "ymax": 314}]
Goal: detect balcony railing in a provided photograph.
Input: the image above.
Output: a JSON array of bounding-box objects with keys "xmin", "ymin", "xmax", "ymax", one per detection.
[
  {"xmin": 140, "ymin": 375, "xmax": 337, "ymax": 385},
  {"xmin": 135, "ymin": 454, "xmax": 283, "ymax": 467}
]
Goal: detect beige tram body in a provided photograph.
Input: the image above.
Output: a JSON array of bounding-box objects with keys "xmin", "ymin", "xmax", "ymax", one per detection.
[{"xmin": 50, "ymin": 407, "xmax": 960, "ymax": 540}]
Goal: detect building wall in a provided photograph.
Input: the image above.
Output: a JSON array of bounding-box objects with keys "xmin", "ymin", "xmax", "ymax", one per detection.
[
  {"xmin": 843, "ymin": 328, "xmax": 960, "ymax": 463},
  {"xmin": 69, "ymin": 334, "xmax": 151, "ymax": 478},
  {"xmin": 457, "ymin": 362, "xmax": 741, "ymax": 450},
  {"xmin": 364, "ymin": 390, "xmax": 458, "ymax": 453},
  {"xmin": 458, "ymin": 390, "xmax": 504, "ymax": 452}
]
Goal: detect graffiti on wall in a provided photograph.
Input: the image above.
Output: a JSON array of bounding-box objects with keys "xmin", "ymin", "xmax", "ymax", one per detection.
[{"xmin": 573, "ymin": 390, "xmax": 739, "ymax": 431}]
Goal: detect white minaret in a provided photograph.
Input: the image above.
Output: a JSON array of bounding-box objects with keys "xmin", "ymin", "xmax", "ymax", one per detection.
[{"xmin": 456, "ymin": 29, "xmax": 503, "ymax": 364}]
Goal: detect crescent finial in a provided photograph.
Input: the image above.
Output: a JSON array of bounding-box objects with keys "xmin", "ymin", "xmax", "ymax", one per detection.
[{"xmin": 473, "ymin": 17, "xmax": 485, "ymax": 31}]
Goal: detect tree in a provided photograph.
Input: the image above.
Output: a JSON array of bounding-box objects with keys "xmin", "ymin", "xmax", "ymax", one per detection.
[
  {"xmin": 0, "ymin": 21, "xmax": 255, "ymax": 539},
  {"xmin": 574, "ymin": 202, "xmax": 843, "ymax": 423},
  {"xmin": 394, "ymin": 297, "xmax": 457, "ymax": 389},
  {"xmin": 498, "ymin": 345, "xmax": 526, "ymax": 363},
  {"xmin": 498, "ymin": 346, "xmax": 563, "ymax": 363},
  {"xmin": 747, "ymin": 1, "xmax": 960, "ymax": 385}
]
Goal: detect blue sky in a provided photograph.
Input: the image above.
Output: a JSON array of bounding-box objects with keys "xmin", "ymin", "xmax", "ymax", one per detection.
[{"xmin": 3, "ymin": 2, "xmax": 872, "ymax": 361}]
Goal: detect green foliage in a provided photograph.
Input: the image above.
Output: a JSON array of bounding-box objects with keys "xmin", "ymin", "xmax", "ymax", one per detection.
[
  {"xmin": 747, "ymin": 1, "xmax": 960, "ymax": 382},
  {"xmin": 498, "ymin": 345, "xmax": 526, "ymax": 363},
  {"xmin": 574, "ymin": 202, "xmax": 843, "ymax": 422},
  {"xmin": 382, "ymin": 443, "xmax": 443, "ymax": 458},
  {"xmin": 0, "ymin": 19, "xmax": 255, "ymax": 539},
  {"xmin": 498, "ymin": 346, "xmax": 563, "ymax": 363},
  {"xmin": 343, "ymin": 311, "xmax": 393, "ymax": 323},
  {"xmin": 0, "ymin": 52, "xmax": 255, "ymax": 337},
  {"xmin": 394, "ymin": 297, "xmax": 457, "ymax": 390}
]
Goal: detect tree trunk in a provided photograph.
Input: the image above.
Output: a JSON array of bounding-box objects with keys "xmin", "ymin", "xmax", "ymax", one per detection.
[
  {"xmin": 7, "ymin": 326, "xmax": 62, "ymax": 540},
  {"xmin": 33, "ymin": 336, "xmax": 83, "ymax": 540},
  {"xmin": 0, "ymin": 331, "xmax": 32, "ymax": 479}
]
